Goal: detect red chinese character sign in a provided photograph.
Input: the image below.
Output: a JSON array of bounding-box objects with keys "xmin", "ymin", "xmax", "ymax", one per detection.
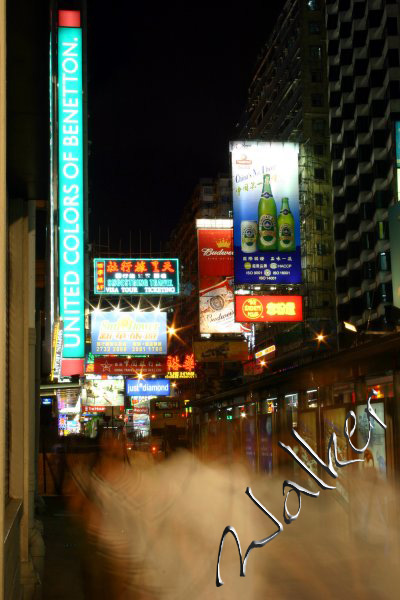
[
  {"xmin": 235, "ymin": 295, "xmax": 303, "ymax": 323},
  {"xmin": 94, "ymin": 258, "xmax": 179, "ymax": 295},
  {"xmin": 165, "ymin": 353, "xmax": 197, "ymax": 379}
]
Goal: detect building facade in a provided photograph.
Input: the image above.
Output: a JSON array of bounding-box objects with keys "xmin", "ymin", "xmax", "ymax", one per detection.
[
  {"xmin": 326, "ymin": 0, "xmax": 400, "ymax": 340},
  {"xmin": 237, "ymin": 0, "xmax": 337, "ymax": 354}
]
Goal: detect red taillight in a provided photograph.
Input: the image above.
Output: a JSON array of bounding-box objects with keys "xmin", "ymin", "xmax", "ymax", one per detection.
[{"xmin": 181, "ymin": 413, "xmax": 185, "ymax": 418}]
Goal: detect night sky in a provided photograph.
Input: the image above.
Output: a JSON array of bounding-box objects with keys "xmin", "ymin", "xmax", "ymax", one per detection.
[{"xmin": 87, "ymin": 2, "xmax": 281, "ymax": 254}]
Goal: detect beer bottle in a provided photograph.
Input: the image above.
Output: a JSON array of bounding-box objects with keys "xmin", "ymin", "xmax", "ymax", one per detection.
[
  {"xmin": 278, "ymin": 197, "xmax": 296, "ymax": 252},
  {"xmin": 257, "ymin": 174, "xmax": 277, "ymax": 251}
]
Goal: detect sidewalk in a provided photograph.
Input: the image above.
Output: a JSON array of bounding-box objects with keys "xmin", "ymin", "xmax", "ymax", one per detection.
[{"xmin": 41, "ymin": 496, "xmax": 86, "ymax": 600}]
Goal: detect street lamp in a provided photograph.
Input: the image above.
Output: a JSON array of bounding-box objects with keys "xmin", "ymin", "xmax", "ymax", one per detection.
[{"xmin": 344, "ymin": 321, "xmax": 357, "ymax": 333}]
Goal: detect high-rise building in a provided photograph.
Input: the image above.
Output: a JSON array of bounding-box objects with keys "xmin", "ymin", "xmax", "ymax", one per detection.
[
  {"xmin": 237, "ymin": 0, "xmax": 336, "ymax": 353},
  {"xmin": 326, "ymin": 0, "xmax": 400, "ymax": 340}
]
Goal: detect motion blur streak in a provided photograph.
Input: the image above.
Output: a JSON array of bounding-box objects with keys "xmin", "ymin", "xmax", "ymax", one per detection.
[{"xmin": 68, "ymin": 439, "xmax": 400, "ymax": 599}]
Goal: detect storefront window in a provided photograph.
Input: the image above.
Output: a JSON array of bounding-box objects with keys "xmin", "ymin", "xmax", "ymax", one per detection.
[
  {"xmin": 332, "ymin": 382, "xmax": 355, "ymax": 405},
  {"xmin": 306, "ymin": 388, "xmax": 318, "ymax": 407},
  {"xmin": 285, "ymin": 393, "xmax": 298, "ymax": 428}
]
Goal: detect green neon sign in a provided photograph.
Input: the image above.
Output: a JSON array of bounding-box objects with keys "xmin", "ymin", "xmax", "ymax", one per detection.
[{"xmin": 58, "ymin": 26, "xmax": 85, "ymax": 358}]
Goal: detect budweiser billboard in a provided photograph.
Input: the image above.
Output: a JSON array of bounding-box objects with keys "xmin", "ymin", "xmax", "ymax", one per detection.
[
  {"xmin": 197, "ymin": 229, "xmax": 234, "ymax": 276},
  {"xmin": 197, "ymin": 225, "xmax": 248, "ymax": 334},
  {"xmin": 235, "ymin": 295, "xmax": 303, "ymax": 323},
  {"xmin": 93, "ymin": 356, "xmax": 166, "ymax": 376}
]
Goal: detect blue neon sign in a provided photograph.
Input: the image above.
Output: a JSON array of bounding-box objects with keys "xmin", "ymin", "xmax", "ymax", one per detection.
[{"xmin": 58, "ymin": 26, "xmax": 84, "ymax": 358}]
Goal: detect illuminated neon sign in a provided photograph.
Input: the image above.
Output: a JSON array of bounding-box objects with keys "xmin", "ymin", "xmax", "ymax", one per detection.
[
  {"xmin": 235, "ymin": 295, "xmax": 303, "ymax": 323},
  {"xmin": 94, "ymin": 258, "xmax": 180, "ymax": 295},
  {"xmin": 126, "ymin": 379, "xmax": 170, "ymax": 397},
  {"xmin": 91, "ymin": 311, "xmax": 167, "ymax": 355},
  {"xmin": 165, "ymin": 354, "xmax": 197, "ymax": 379},
  {"xmin": 58, "ymin": 16, "xmax": 85, "ymax": 358},
  {"xmin": 255, "ymin": 345, "xmax": 276, "ymax": 359}
]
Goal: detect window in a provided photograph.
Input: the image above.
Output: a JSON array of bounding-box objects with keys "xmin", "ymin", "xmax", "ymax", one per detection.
[
  {"xmin": 376, "ymin": 221, "xmax": 388, "ymax": 240},
  {"xmin": 314, "ymin": 144, "xmax": 324, "ymax": 156},
  {"xmin": 310, "ymin": 45, "xmax": 322, "ymax": 60},
  {"xmin": 315, "ymin": 192, "xmax": 324, "ymax": 205},
  {"xmin": 309, "ymin": 21, "xmax": 321, "ymax": 34},
  {"xmin": 388, "ymin": 49, "xmax": 399, "ymax": 68},
  {"xmin": 316, "ymin": 218, "xmax": 324, "ymax": 231},
  {"xmin": 387, "ymin": 17, "xmax": 398, "ymax": 36},
  {"xmin": 314, "ymin": 168, "xmax": 325, "ymax": 180},
  {"xmin": 324, "ymin": 269, "xmax": 329, "ymax": 281},
  {"xmin": 311, "ymin": 70, "xmax": 322, "ymax": 83},
  {"xmin": 317, "ymin": 243, "xmax": 328, "ymax": 255},
  {"xmin": 311, "ymin": 93, "xmax": 323, "ymax": 107},
  {"xmin": 312, "ymin": 118, "xmax": 325, "ymax": 133}
]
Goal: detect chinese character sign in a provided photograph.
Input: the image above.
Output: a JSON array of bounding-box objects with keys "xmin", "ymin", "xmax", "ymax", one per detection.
[
  {"xmin": 93, "ymin": 356, "xmax": 166, "ymax": 376},
  {"xmin": 93, "ymin": 258, "xmax": 179, "ymax": 295},
  {"xmin": 235, "ymin": 296, "xmax": 303, "ymax": 323},
  {"xmin": 91, "ymin": 311, "xmax": 167, "ymax": 355},
  {"xmin": 231, "ymin": 141, "xmax": 301, "ymax": 285},
  {"xmin": 165, "ymin": 354, "xmax": 197, "ymax": 379}
]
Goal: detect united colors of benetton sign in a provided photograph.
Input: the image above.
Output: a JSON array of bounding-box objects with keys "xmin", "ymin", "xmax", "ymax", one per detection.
[{"xmin": 58, "ymin": 20, "xmax": 84, "ymax": 358}]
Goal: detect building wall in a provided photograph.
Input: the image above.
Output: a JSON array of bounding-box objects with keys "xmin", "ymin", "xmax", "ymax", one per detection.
[
  {"xmin": 2, "ymin": 0, "xmax": 48, "ymax": 596},
  {"xmin": 326, "ymin": 0, "xmax": 400, "ymax": 334},
  {"xmin": 237, "ymin": 0, "xmax": 337, "ymax": 352}
]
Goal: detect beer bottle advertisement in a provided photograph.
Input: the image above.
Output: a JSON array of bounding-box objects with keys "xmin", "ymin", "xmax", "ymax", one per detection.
[{"xmin": 230, "ymin": 141, "xmax": 301, "ymax": 285}]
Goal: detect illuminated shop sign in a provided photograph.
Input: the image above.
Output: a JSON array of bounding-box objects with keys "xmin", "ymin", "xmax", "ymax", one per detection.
[
  {"xmin": 126, "ymin": 379, "xmax": 170, "ymax": 397},
  {"xmin": 231, "ymin": 141, "xmax": 301, "ymax": 285},
  {"xmin": 255, "ymin": 345, "xmax": 276, "ymax": 359},
  {"xmin": 94, "ymin": 258, "xmax": 179, "ymax": 295},
  {"xmin": 93, "ymin": 356, "xmax": 166, "ymax": 376},
  {"xmin": 165, "ymin": 354, "xmax": 197, "ymax": 379},
  {"xmin": 91, "ymin": 311, "xmax": 167, "ymax": 355},
  {"xmin": 58, "ymin": 18, "xmax": 85, "ymax": 358},
  {"xmin": 235, "ymin": 296, "xmax": 303, "ymax": 322},
  {"xmin": 51, "ymin": 319, "xmax": 64, "ymax": 381}
]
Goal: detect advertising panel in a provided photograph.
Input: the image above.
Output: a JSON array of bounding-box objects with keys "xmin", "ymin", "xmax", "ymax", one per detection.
[
  {"xmin": 197, "ymin": 225, "xmax": 249, "ymax": 334},
  {"xmin": 94, "ymin": 258, "xmax": 179, "ymax": 295},
  {"xmin": 126, "ymin": 379, "xmax": 170, "ymax": 397},
  {"xmin": 199, "ymin": 277, "xmax": 246, "ymax": 334},
  {"xmin": 388, "ymin": 202, "xmax": 400, "ymax": 308},
  {"xmin": 91, "ymin": 311, "xmax": 167, "ymax": 355},
  {"xmin": 396, "ymin": 122, "xmax": 400, "ymax": 168},
  {"xmin": 235, "ymin": 295, "xmax": 303, "ymax": 323},
  {"xmin": 197, "ymin": 229, "xmax": 234, "ymax": 277},
  {"xmin": 58, "ymin": 21, "xmax": 85, "ymax": 358},
  {"xmin": 356, "ymin": 402, "xmax": 386, "ymax": 473},
  {"xmin": 231, "ymin": 141, "xmax": 301, "ymax": 284},
  {"xmin": 193, "ymin": 340, "xmax": 248, "ymax": 363},
  {"xmin": 93, "ymin": 356, "xmax": 166, "ymax": 376},
  {"xmin": 82, "ymin": 377, "xmax": 125, "ymax": 407}
]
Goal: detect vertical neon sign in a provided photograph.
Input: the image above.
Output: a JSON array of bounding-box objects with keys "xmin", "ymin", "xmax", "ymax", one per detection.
[{"xmin": 58, "ymin": 12, "xmax": 84, "ymax": 359}]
